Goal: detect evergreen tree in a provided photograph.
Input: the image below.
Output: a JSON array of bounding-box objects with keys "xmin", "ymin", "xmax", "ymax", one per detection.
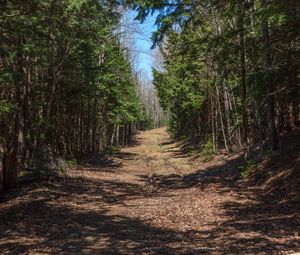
[
  {"xmin": 0, "ymin": 0, "xmax": 143, "ymax": 188},
  {"xmin": 130, "ymin": 0, "xmax": 299, "ymax": 151}
]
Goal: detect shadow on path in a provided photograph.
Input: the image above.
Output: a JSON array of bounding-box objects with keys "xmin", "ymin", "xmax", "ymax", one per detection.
[
  {"xmin": 1, "ymin": 129, "xmax": 299, "ymax": 254},
  {"xmin": 139, "ymin": 154, "xmax": 300, "ymax": 254},
  {"xmin": 1, "ymin": 170, "xmax": 299, "ymax": 254}
]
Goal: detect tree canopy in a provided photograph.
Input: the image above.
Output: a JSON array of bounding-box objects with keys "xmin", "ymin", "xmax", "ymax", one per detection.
[
  {"xmin": 0, "ymin": 0, "xmax": 149, "ymax": 188},
  {"xmin": 135, "ymin": 0, "xmax": 299, "ymax": 152}
]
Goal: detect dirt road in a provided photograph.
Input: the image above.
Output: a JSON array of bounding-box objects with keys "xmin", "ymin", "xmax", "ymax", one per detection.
[{"xmin": 0, "ymin": 128, "xmax": 299, "ymax": 254}]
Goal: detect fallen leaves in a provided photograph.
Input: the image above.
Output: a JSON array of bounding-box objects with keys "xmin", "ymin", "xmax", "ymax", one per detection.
[{"xmin": 0, "ymin": 128, "xmax": 299, "ymax": 254}]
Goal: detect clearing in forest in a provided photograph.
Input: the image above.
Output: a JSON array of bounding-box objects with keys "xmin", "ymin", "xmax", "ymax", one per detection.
[{"xmin": 0, "ymin": 128, "xmax": 299, "ymax": 254}]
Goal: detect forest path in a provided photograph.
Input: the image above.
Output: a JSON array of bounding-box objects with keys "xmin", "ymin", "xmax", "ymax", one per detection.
[{"xmin": 0, "ymin": 128, "xmax": 299, "ymax": 254}]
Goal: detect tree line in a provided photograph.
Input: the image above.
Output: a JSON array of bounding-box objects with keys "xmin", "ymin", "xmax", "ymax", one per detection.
[
  {"xmin": 136, "ymin": 75, "xmax": 168, "ymax": 129},
  {"xmin": 1, "ymin": 0, "xmax": 299, "ymax": 189},
  {"xmin": 0, "ymin": 0, "xmax": 152, "ymax": 189},
  {"xmin": 131, "ymin": 0, "xmax": 299, "ymax": 152}
]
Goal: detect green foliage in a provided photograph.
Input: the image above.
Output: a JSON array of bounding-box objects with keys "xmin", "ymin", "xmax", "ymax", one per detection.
[
  {"xmin": 201, "ymin": 139, "xmax": 216, "ymax": 162},
  {"xmin": 238, "ymin": 160, "xmax": 256, "ymax": 178},
  {"xmin": 104, "ymin": 145, "xmax": 119, "ymax": 155},
  {"xmin": 0, "ymin": 100, "xmax": 15, "ymax": 113},
  {"xmin": 186, "ymin": 147, "xmax": 198, "ymax": 157},
  {"xmin": 32, "ymin": 151, "xmax": 75, "ymax": 179},
  {"xmin": 260, "ymin": 149, "xmax": 272, "ymax": 160},
  {"xmin": 33, "ymin": 147, "xmax": 65, "ymax": 179},
  {"xmin": 0, "ymin": 0, "xmax": 143, "ymax": 167},
  {"xmin": 65, "ymin": 160, "xmax": 77, "ymax": 169},
  {"xmin": 148, "ymin": 0, "xmax": 298, "ymax": 152},
  {"xmin": 56, "ymin": 159, "xmax": 72, "ymax": 176}
]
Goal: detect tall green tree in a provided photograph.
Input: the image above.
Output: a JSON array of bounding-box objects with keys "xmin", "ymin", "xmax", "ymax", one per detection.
[
  {"xmin": 0, "ymin": 0, "xmax": 143, "ymax": 188},
  {"xmin": 133, "ymin": 0, "xmax": 299, "ymax": 152}
]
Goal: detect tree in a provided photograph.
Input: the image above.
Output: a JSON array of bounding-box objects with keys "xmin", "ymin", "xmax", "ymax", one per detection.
[
  {"xmin": 134, "ymin": 0, "xmax": 299, "ymax": 151},
  {"xmin": 0, "ymin": 0, "xmax": 143, "ymax": 188}
]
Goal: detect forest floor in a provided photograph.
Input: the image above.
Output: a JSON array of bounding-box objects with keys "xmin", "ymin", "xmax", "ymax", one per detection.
[{"xmin": 0, "ymin": 128, "xmax": 300, "ymax": 255}]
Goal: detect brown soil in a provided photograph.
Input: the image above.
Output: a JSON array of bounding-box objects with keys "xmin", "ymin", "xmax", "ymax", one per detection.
[{"xmin": 0, "ymin": 128, "xmax": 299, "ymax": 254}]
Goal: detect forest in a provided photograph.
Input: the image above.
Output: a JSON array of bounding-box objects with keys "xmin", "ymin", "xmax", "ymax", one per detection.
[
  {"xmin": 0, "ymin": 0, "xmax": 165, "ymax": 189},
  {"xmin": 0, "ymin": 0, "xmax": 299, "ymax": 254},
  {"xmin": 149, "ymin": 0, "xmax": 299, "ymax": 152}
]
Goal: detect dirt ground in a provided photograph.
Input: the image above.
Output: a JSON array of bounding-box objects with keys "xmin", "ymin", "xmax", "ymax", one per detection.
[{"xmin": 0, "ymin": 128, "xmax": 299, "ymax": 254}]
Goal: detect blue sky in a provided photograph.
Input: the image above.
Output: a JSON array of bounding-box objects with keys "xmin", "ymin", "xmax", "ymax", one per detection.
[{"xmin": 124, "ymin": 10, "xmax": 158, "ymax": 80}]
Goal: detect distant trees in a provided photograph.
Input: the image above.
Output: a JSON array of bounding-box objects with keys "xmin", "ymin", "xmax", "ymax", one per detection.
[
  {"xmin": 119, "ymin": 9, "xmax": 168, "ymax": 131},
  {"xmin": 130, "ymin": 0, "xmax": 299, "ymax": 152},
  {"xmin": 137, "ymin": 75, "xmax": 168, "ymax": 129},
  {"xmin": 0, "ymin": 0, "xmax": 144, "ymax": 188}
]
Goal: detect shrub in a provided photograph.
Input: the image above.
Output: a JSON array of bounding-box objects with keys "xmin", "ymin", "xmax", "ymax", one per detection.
[
  {"xmin": 104, "ymin": 145, "xmax": 119, "ymax": 155},
  {"xmin": 201, "ymin": 139, "xmax": 215, "ymax": 162},
  {"xmin": 33, "ymin": 146, "xmax": 72, "ymax": 179},
  {"xmin": 238, "ymin": 160, "xmax": 255, "ymax": 178}
]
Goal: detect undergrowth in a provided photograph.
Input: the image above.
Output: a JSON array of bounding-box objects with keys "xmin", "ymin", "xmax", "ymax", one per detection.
[
  {"xmin": 201, "ymin": 139, "xmax": 216, "ymax": 162},
  {"xmin": 238, "ymin": 160, "xmax": 256, "ymax": 178},
  {"xmin": 31, "ymin": 147, "xmax": 75, "ymax": 179},
  {"xmin": 104, "ymin": 145, "xmax": 119, "ymax": 155}
]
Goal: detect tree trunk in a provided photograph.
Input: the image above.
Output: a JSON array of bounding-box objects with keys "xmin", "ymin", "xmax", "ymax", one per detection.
[
  {"xmin": 92, "ymin": 97, "xmax": 98, "ymax": 153},
  {"xmin": 116, "ymin": 125, "xmax": 120, "ymax": 146},
  {"xmin": 0, "ymin": 143, "xmax": 4, "ymax": 191},
  {"xmin": 3, "ymin": 149, "xmax": 18, "ymax": 189},
  {"xmin": 238, "ymin": 0, "xmax": 248, "ymax": 146},
  {"xmin": 215, "ymin": 81, "xmax": 229, "ymax": 152},
  {"xmin": 3, "ymin": 46, "xmax": 26, "ymax": 189},
  {"xmin": 261, "ymin": 0, "xmax": 278, "ymax": 151}
]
